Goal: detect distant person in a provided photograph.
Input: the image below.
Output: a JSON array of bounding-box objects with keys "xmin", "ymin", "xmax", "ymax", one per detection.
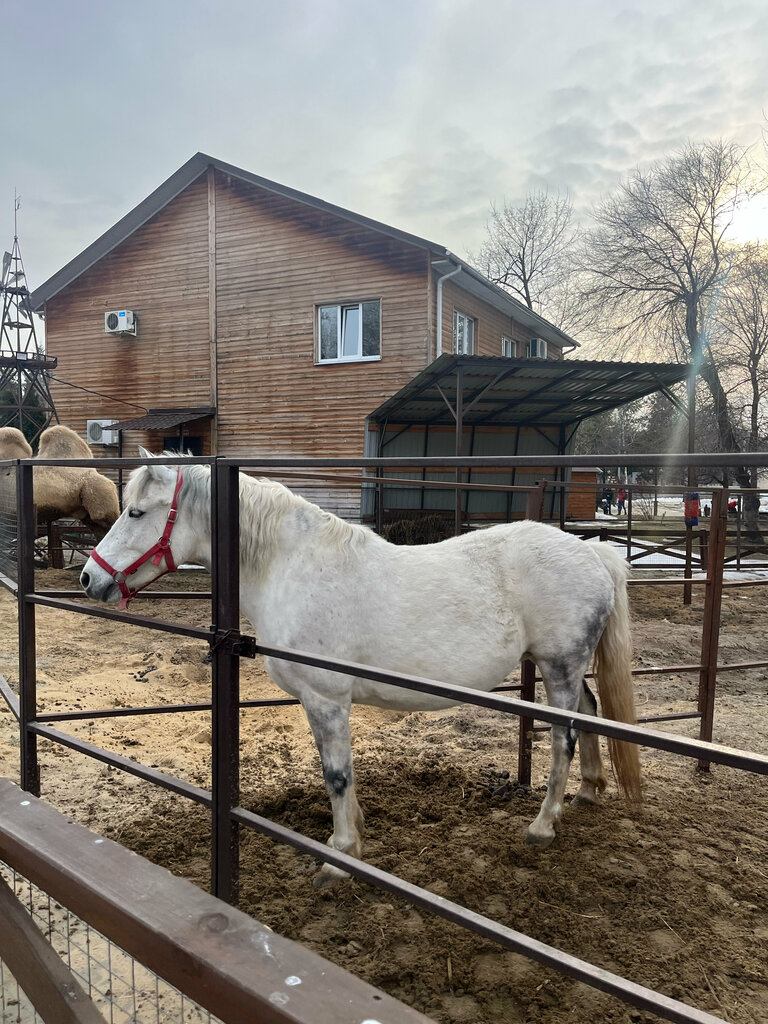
[
  {"xmin": 617, "ymin": 486, "xmax": 627, "ymax": 515},
  {"xmin": 600, "ymin": 487, "xmax": 613, "ymax": 515},
  {"xmin": 703, "ymin": 504, "xmax": 710, "ymax": 518},
  {"xmin": 728, "ymin": 499, "xmax": 738, "ymax": 515}
]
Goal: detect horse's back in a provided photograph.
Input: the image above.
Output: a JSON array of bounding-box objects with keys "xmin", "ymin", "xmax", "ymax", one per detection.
[{"xmin": 258, "ymin": 518, "xmax": 617, "ymax": 710}]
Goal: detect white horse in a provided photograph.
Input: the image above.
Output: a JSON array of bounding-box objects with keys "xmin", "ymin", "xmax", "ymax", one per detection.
[{"xmin": 80, "ymin": 457, "xmax": 642, "ymax": 886}]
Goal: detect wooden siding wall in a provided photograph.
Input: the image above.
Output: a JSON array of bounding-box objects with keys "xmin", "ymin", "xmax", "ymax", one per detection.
[
  {"xmin": 213, "ymin": 173, "xmax": 430, "ymax": 462},
  {"xmin": 45, "ymin": 178, "xmax": 212, "ymax": 452},
  {"xmin": 438, "ymin": 278, "xmax": 562, "ymax": 360}
]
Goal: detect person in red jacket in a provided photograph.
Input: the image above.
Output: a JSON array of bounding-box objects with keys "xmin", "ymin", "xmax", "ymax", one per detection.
[{"xmin": 617, "ymin": 486, "xmax": 627, "ymax": 515}]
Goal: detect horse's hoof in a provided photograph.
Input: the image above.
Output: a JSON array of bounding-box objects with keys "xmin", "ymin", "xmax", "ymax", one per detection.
[
  {"xmin": 570, "ymin": 793, "xmax": 601, "ymax": 809},
  {"xmin": 312, "ymin": 865, "xmax": 349, "ymax": 889},
  {"xmin": 525, "ymin": 830, "xmax": 555, "ymax": 849}
]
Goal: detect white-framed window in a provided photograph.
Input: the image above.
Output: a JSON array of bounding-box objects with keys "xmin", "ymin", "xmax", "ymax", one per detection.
[
  {"xmin": 317, "ymin": 301, "xmax": 381, "ymax": 363},
  {"xmin": 527, "ymin": 338, "xmax": 548, "ymax": 359},
  {"xmin": 454, "ymin": 310, "xmax": 475, "ymax": 354},
  {"xmin": 502, "ymin": 336, "xmax": 517, "ymax": 358}
]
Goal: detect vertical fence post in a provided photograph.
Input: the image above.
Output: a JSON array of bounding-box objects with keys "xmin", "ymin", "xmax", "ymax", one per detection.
[
  {"xmin": 697, "ymin": 488, "xmax": 727, "ymax": 772},
  {"xmin": 683, "ymin": 526, "xmax": 693, "ymax": 606},
  {"xmin": 525, "ymin": 482, "xmax": 546, "ymax": 522},
  {"xmin": 516, "ymin": 659, "xmax": 536, "ymax": 786},
  {"xmin": 17, "ymin": 462, "xmax": 39, "ymax": 796},
  {"xmin": 375, "ymin": 475, "xmax": 383, "ymax": 535},
  {"xmin": 211, "ymin": 460, "xmax": 241, "ymax": 902},
  {"xmin": 626, "ymin": 485, "xmax": 633, "ymax": 563}
]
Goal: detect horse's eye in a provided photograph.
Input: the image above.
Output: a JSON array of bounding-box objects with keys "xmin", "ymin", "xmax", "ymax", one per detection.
[{"xmin": 128, "ymin": 508, "xmax": 144, "ymax": 519}]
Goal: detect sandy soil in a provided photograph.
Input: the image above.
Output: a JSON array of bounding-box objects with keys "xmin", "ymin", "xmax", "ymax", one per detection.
[{"xmin": 0, "ymin": 567, "xmax": 766, "ymax": 1024}]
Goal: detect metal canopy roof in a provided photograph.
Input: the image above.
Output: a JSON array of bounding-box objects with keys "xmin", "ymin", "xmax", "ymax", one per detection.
[
  {"xmin": 368, "ymin": 355, "xmax": 690, "ymax": 428},
  {"xmin": 104, "ymin": 406, "xmax": 215, "ymax": 432}
]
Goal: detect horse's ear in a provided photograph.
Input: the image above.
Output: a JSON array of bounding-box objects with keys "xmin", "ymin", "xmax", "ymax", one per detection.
[{"xmin": 137, "ymin": 446, "xmax": 164, "ymax": 481}]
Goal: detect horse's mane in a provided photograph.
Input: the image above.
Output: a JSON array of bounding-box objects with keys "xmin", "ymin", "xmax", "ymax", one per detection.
[{"xmin": 130, "ymin": 458, "xmax": 379, "ymax": 572}]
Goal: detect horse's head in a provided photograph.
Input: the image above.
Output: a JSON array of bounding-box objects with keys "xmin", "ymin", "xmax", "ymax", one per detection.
[{"xmin": 80, "ymin": 450, "xmax": 199, "ymax": 606}]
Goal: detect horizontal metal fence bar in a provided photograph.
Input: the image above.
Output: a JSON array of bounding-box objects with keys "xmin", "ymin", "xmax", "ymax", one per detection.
[
  {"xmin": 38, "ymin": 589, "xmax": 212, "ymax": 601},
  {"xmin": 717, "ymin": 660, "xmax": 768, "ymax": 672},
  {"xmin": 637, "ymin": 712, "xmax": 701, "ymax": 724},
  {"xmin": 27, "ymin": 595, "xmax": 214, "ymax": 640},
  {"xmin": 23, "ymin": 456, "xmax": 217, "ymax": 469},
  {"xmin": 15, "ymin": 452, "xmax": 768, "ymax": 469},
  {"xmin": 253, "ymin": 642, "xmax": 768, "ymax": 774},
  {"xmin": 629, "ymin": 664, "xmax": 702, "ymax": 676},
  {"xmin": 37, "ymin": 696, "xmax": 301, "ymax": 723},
  {"xmin": 722, "ymin": 578, "xmax": 768, "ymax": 589},
  {"xmin": 531, "ymin": 711, "xmax": 703, "ymax": 734},
  {"xmin": 627, "ymin": 578, "xmax": 709, "ymax": 587},
  {"xmin": 231, "ymin": 806, "xmax": 726, "ymax": 1024},
  {"xmin": 0, "ymin": 675, "xmax": 20, "ymax": 720},
  {"xmin": 28, "ymin": 723, "xmax": 212, "ymax": 805},
  {"xmin": 0, "ymin": 571, "xmax": 18, "ymax": 595},
  {"xmin": 223, "ymin": 452, "xmax": 768, "ymax": 469}
]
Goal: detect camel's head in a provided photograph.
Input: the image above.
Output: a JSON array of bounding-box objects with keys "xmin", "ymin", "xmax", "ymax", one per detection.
[{"xmin": 80, "ymin": 449, "xmax": 201, "ymax": 605}]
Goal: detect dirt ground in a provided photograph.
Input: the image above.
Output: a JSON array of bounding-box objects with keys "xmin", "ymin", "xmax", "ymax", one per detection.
[{"xmin": 0, "ymin": 566, "xmax": 766, "ymax": 1024}]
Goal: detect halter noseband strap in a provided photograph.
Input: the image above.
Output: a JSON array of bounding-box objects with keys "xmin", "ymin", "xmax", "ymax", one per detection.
[{"xmin": 91, "ymin": 469, "xmax": 185, "ymax": 610}]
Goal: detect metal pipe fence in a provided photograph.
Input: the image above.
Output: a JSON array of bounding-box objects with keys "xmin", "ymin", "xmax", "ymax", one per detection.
[{"xmin": 2, "ymin": 452, "xmax": 768, "ymax": 1024}]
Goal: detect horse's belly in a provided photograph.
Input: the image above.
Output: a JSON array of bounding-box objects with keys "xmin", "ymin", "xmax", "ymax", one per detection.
[{"xmin": 349, "ymin": 678, "xmax": 460, "ymax": 712}]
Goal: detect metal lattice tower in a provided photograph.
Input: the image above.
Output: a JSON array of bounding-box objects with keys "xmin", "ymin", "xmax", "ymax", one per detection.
[{"xmin": 0, "ymin": 198, "xmax": 58, "ymax": 446}]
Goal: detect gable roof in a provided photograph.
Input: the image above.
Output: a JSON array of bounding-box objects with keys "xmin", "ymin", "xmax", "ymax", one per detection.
[{"xmin": 30, "ymin": 154, "xmax": 576, "ymax": 352}]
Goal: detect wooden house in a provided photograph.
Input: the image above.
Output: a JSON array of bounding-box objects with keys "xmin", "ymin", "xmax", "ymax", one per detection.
[{"xmin": 31, "ymin": 154, "xmax": 688, "ymax": 521}]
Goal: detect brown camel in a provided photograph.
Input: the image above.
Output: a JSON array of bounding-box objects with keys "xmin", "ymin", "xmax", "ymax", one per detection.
[{"xmin": 0, "ymin": 425, "xmax": 120, "ymax": 540}]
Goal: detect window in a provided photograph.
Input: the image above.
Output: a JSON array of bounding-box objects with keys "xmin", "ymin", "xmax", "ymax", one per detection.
[
  {"xmin": 502, "ymin": 336, "xmax": 517, "ymax": 358},
  {"xmin": 454, "ymin": 310, "xmax": 475, "ymax": 354},
  {"xmin": 317, "ymin": 301, "xmax": 381, "ymax": 362},
  {"xmin": 527, "ymin": 338, "xmax": 548, "ymax": 359}
]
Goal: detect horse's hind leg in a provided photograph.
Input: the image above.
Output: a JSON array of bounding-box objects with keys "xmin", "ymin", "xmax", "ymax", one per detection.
[
  {"xmin": 525, "ymin": 655, "xmax": 588, "ymax": 848},
  {"xmin": 571, "ymin": 679, "xmax": 608, "ymax": 807},
  {"xmin": 301, "ymin": 690, "xmax": 364, "ymax": 888}
]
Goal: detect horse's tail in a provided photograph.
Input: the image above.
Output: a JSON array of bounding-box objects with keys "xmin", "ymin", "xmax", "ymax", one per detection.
[{"xmin": 591, "ymin": 544, "xmax": 643, "ymax": 803}]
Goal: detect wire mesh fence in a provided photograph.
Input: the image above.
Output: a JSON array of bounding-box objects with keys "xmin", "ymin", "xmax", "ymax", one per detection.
[
  {"xmin": 0, "ymin": 472, "xmax": 16, "ymax": 585},
  {"xmin": 0, "ymin": 862, "xmax": 221, "ymax": 1024}
]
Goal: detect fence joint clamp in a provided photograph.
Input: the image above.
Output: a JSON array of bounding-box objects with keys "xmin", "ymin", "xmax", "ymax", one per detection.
[{"xmin": 210, "ymin": 628, "xmax": 257, "ymax": 659}]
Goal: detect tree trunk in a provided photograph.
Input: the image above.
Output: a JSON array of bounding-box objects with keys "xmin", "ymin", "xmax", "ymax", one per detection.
[{"xmin": 698, "ymin": 356, "xmax": 763, "ymax": 543}]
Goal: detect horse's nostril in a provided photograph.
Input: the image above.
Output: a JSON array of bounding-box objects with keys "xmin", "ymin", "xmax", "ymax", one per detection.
[{"xmin": 81, "ymin": 571, "xmax": 90, "ymax": 588}]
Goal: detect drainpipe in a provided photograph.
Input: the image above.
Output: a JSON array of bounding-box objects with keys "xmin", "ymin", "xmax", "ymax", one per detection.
[{"xmin": 434, "ymin": 260, "xmax": 462, "ymax": 358}]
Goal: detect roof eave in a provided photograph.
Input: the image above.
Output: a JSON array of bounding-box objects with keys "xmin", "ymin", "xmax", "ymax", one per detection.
[{"xmin": 30, "ymin": 154, "xmax": 212, "ymax": 310}]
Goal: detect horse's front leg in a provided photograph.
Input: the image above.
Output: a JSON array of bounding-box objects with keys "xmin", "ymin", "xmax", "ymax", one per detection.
[{"xmin": 301, "ymin": 690, "xmax": 364, "ymax": 888}]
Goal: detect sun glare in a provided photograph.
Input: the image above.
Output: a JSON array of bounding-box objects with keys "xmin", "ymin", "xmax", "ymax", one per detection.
[{"xmin": 729, "ymin": 194, "xmax": 768, "ymax": 244}]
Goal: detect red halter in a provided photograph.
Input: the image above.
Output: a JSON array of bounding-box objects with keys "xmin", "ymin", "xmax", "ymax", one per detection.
[{"xmin": 90, "ymin": 469, "xmax": 185, "ymax": 610}]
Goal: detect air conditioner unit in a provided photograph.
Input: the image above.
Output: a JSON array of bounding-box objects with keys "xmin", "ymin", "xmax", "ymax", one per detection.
[
  {"xmin": 104, "ymin": 309, "xmax": 137, "ymax": 336},
  {"xmin": 86, "ymin": 419, "xmax": 119, "ymax": 446},
  {"xmin": 528, "ymin": 338, "xmax": 547, "ymax": 359}
]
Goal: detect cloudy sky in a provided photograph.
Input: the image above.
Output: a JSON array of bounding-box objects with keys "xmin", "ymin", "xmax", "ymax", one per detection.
[{"xmin": 2, "ymin": 0, "xmax": 767, "ymax": 290}]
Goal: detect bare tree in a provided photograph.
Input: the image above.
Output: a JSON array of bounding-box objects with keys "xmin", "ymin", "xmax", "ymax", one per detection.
[
  {"xmin": 581, "ymin": 139, "xmax": 766, "ymax": 536},
  {"xmin": 472, "ymin": 190, "xmax": 587, "ymax": 332},
  {"xmin": 712, "ymin": 250, "xmax": 768, "ymax": 501}
]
